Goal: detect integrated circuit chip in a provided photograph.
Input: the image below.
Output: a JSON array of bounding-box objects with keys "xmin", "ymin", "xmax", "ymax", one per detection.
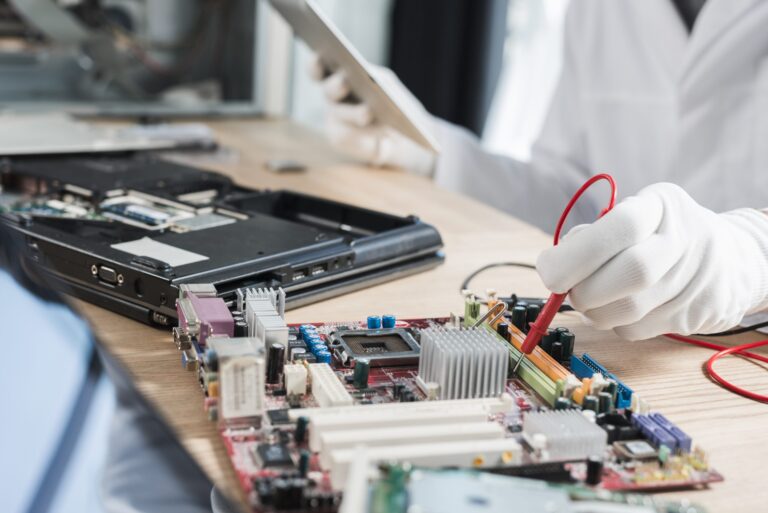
[{"xmin": 255, "ymin": 443, "xmax": 294, "ymax": 468}]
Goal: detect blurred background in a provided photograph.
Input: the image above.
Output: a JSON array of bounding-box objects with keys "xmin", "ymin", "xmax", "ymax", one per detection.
[{"xmin": 0, "ymin": 0, "xmax": 568, "ymax": 158}]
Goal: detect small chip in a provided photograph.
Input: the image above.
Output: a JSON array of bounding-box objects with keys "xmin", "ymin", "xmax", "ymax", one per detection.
[
  {"xmin": 256, "ymin": 443, "xmax": 294, "ymax": 467},
  {"xmin": 267, "ymin": 409, "xmax": 291, "ymax": 425},
  {"xmin": 614, "ymin": 440, "xmax": 658, "ymax": 460}
]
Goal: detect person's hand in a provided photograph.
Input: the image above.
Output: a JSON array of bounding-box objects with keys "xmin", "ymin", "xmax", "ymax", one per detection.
[
  {"xmin": 308, "ymin": 56, "xmax": 436, "ymax": 175},
  {"xmin": 536, "ymin": 183, "xmax": 768, "ymax": 340}
]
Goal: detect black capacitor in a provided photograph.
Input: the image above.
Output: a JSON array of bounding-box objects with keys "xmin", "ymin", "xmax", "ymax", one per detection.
[
  {"xmin": 606, "ymin": 380, "xmax": 618, "ymax": 404},
  {"xmin": 540, "ymin": 329, "xmax": 559, "ymax": 353},
  {"xmin": 353, "ymin": 358, "xmax": 370, "ymax": 389},
  {"xmin": 583, "ymin": 395, "xmax": 599, "ymax": 412},
  {"xmin": 550, "ymin": 341, "xmax": 564, "ymax": 362},
  {"xmin": 598, "ymin": 392, "xmax": 613, "ymax": 414},
  {"xmin": 234, "ymin": 321, "xmax": 249, "ymax": 337},
  {"xmin": 294, "ymin": 416, "xmax": 309, "ymax": 444},
  {"xmin": 298, "ymin": 450, "xmax": 311, "ymax": 478},
  {"xmin": 267, "ymin": 343, "xmax": 286, "ymax": 384},
  {"xmin": 586, "ymin": 456, "xmax": 604, "ymax": 485},
  {"xmin": 496, "ymin": 322, "xmax": 510, "ymax": 340},
  {"xmin": 554, "ymin": 397, "xmax": 572, "ymax": 410},
  {"xmin": 393, "ymin": 383, "xmax": 405, "ymax": 400},
  {"xmin": 273, "ymin": 478, "xmax": 304, "ymax": 510},
  {"xmin": 511, "ymin": 306, "xmax": 527, "ymax": 332},
  {"xmin": 559, "ymin": 332, "xmax": 575, "ymax": 359},
  {"xmin": 555, "ymin": 327, "xmax": 569, "ymax": 334},
  {"xmin": 526, "ymin": 304, "xmax": 541, "ymax": 326}
]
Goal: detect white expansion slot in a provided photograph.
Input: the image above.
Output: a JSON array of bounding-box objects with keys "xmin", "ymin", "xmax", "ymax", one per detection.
[
  {"xmin": 318, "ymin": 422, "xmax": 505, "ymax": 468},
  {"xmin": 329, "ymin": 439, "xmax": 523, "ymax": 490},
  {"xmin": 309, "ymin": 363, "xmax": 353, "ymax": 408}
]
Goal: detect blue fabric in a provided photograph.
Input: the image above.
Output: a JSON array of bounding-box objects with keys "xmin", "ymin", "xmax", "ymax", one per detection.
[{"xmin": 0, "ymin": 270, "xmax": 114, "ymax": 513}]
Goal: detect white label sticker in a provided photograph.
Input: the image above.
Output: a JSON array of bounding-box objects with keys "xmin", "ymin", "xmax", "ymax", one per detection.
[{"xmin": 111, "ymin": 237, "xmax": 209, "ymax": 267}]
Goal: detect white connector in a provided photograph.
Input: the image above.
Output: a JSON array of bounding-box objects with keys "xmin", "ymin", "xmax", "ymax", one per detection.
[
  {"xmin": 309, "ymin": 363, "xmax": 353, "ymax": 408},
  {"xmin": 284, "ymin": 363, "xmax": 308, "ymax": 396}
]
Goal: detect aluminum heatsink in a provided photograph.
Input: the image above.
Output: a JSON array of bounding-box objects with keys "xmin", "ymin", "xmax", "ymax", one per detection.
[
  {"xmin": 522, "ymin": 410, "xmax": 607, "ymax": 461},
  {"xmin": 417, "ymin": 327, "xmax": 509, "ymax": 400}
]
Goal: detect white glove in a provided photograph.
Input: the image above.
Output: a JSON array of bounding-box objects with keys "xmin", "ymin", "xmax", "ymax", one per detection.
[
  {"xmin": 308, "ymin": 56, "xmax": 436, "ymax": 175},
  {"xmin": 536, "ymin": 183, "xmax": 768, "ymax": 340}
]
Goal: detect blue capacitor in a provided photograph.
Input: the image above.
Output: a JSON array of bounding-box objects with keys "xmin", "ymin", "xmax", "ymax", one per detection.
[
  {"xmin": 315, "ymin": 350, "xmax": 332, "ymax": 364},
  {"xmin": 382, "ymin": 315, "xmax": 396, "ymax": 329},
  {"xmin": 367, "ymin": 315, "xmax": 382, "ymax": 329},
  {"xmin": 305, "ymin": 333, "xmax": 322, "ymax": 345},
  {"xmin": 309, "ymin": 341, "xmax": 326, "ymax": 355}
]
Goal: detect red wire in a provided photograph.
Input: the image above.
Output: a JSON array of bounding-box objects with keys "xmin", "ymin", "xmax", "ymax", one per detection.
[
  {"xmin": 553, "ymin": 173, "xmax": 617, "ymax": 245},
  {"xmin": 667, "ymin": 334, "xmax": 768, "ymax": 402},
  {"xmin": 550, "ymin": 173, "xmax": 768, "ymax": 402}
]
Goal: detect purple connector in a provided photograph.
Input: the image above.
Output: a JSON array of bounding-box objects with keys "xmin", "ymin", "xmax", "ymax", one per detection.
[
  {"xmin": 188, "ymin": 293, "xmax": 234, "ymax": 346},
  {"xmin": 632, "ymin": 414, "xmax": 677, "ymax": 451},
  {"xmin": 649, "ymin": 413, "xmax": 692, "ymax": 453}
]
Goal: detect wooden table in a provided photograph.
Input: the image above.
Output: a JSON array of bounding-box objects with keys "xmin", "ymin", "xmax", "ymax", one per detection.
[{"xmin": 80, "ymin": 119, "xmax": 767, "ymax": 513}]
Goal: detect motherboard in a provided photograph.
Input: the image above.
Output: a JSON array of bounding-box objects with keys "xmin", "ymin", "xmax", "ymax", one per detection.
[{"xmin": 172, "ymin": 284, "xmax": 722, "ymax": 513}]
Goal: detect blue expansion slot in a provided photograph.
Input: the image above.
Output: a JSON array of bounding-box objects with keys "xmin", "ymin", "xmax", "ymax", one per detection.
[
  {"xmin": 570, "ymin": 353, "xmax": 633, "ymax": 409},
  {"xmin": 649, "ymin": 413, "xmax": 692, "ymax": 452}
]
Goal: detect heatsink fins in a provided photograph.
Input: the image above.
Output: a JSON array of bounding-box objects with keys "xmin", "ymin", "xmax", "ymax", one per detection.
[
  {"xmin": 522, "ymin": 410, "xmax": 607, "ymax": 461},
  {"xmin": 417, "ymin": 327, "xmax": 509, "ymax": 400}
]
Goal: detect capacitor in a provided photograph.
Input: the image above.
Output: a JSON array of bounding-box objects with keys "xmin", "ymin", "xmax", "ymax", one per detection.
[
  {"xmin": 540, "ymin": 329, "xmax": 559, "ymax": 353},
  {"xmin": 496, "ymin": 322, "xmax": 510, "ymax": 340},
  {"xmin": 298, "ymin": 449, "xmax": 311, "ymax": 477},
  {"xmin": 308, "ymin": 341, "xmax": 326, "ymax": 354},
  {"xmin": 559, "ymin": 331, "xmax": 575, "ymax": 359},
  {"xmin": 554, "ymin": 397, "xmax": 572, "ymax": 410},
  {"xmin": 353, "ymin": 358, "xmax": 370, "ymax": 389},
  {"xmin": 606, "ymin": 380, "xmax": 618, "ymax": 405},
  {"xmin": 598, "ymin": 392, "xmax": 613, "ymax": 413},
  {"xmin": 315, "ymin": 350, "xmax": 332, "ymax": 364},
  {"xmin": 382, "ymin": 314, "xmax": 396, "ymax": 329},
  {"xmin": 205, "ymin": 348, "xmax": 219, "ymax": 372},
  {"xmin": 511, "ymin": 306, "xmax": 527, "ymax": 331},
  {"xmin": 367, "ymin": 315, "xmax": 382, "ymax": 329},
  {"xmin": 393, "ymin": 383, "xmax": 405, "ymax": 400},
  {"xmin": 234, "ymin": 321, "xmax": 248, "ymax": 337},
  {"xmin": 266, "ymin": 343, "xmax": 286, "ymax": 384},
  {"xmin": 586, "ymin": 456, "xmax": 604, "ymax": 485},
  {"xmin": 550, "ymin": 341, "xmax": 564, "ymax": 362},
  {"xmin": 526, "ymin": 304, "xmax": 541, "ymax": 326},
  {"xmin": 294, "ymin": 416, "xmax": 309, "ymax": 444},
  {"xmin": 583, "ymin": 395, "xmax": 599, "ymax": 412}
]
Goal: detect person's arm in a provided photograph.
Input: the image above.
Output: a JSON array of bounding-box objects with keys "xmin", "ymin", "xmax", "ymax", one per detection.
[{"xmin": 311, "ymin": 5, "xmax": 599, "ymax": 233}]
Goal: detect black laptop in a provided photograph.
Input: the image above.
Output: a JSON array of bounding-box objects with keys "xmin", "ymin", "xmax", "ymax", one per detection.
[{"xmin": 0, "ymin": 155, "xmax": 443, "ymax": 326}]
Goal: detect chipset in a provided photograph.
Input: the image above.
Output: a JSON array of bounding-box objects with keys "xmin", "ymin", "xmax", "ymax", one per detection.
[
  {"xmin": 254, "ymin": 443, "xmax": 294, "ymax": 468},
  {"xmin": 329, "ymin": 328, "xmax": 420, "ymax": 366}
]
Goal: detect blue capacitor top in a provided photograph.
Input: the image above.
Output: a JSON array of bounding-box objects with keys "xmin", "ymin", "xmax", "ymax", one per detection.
[
  {"xmin": 382, "ymin": 315, "xmax": 396, "ymax": 329},
  {"xmin": 315, "ymin": 350, "xmax": 332, "ymax": 364},
  {"xmin": 367, "ymin": 315, "xmax": 382, "ymax": 329}
]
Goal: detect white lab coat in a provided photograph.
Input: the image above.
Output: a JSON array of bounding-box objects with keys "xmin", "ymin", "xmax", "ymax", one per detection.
[{"xmin": 433, "ymin": 0, "xmax": 768, "ymax": 233}]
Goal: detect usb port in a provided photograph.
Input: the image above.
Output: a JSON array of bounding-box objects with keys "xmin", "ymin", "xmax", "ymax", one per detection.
[
  {"xmin": 292, "ymin": 270, "xmax": 307, "ymax": 281},
  {"xmin": 310, "ymin": 264, "xmax": 327, "ymax": 276}
]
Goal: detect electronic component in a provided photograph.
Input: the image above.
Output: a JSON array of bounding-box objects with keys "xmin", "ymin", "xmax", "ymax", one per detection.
[
  {"xmin": 613, "ymin": 440, "xmax": 658, "ymax": 460},
  {"xmin": 381, "ymin": 315, "xmax": 396, "ymax": 329},
  {"xmin": 352, "ymin": 358, "xmax": 370, "ymax": 389},
  {"xmin": 309, "ymin": 363, "xmax": 353, "ymax": 408},
  {"xmin": 631, "ymin": 414, "xmax": 692, "ymax": 452},
  {"xmin": 586, "ymin": 456, "xmax": 604, "ymax": 485},
  {"xmin": 267, "ymin": 409, "xmax": 292, "ymax": 426},
  {"xmin": 267, "ymin": 343, "xmax": 286, "ymax": 385},
  {"xmin": 284, "ymin": 363, "xmax": 308, "ymax": 396},
  {"xmin": 208, "ymin": 337, "xmax": 265, "ymax": 420},
  {"xmin": 177, "ymin": 285, "xmax": 234, "ymax": 347},
  {"xmin": 571, "ymin": 353, "xmax": 634, "ymax": 409},
  {"xmin": 522, "ymin": 411, "xmax": 607, "ymax": 461},
  {"xmin": 331, "ymin": 328, "xmax": 420, "ymax": 367},
  {"xmin": 255, "ymin": 443, "xmax": 294, "ymax": 468},
  {"xmin": 366, "ymin": 315, "xmax": 382, "ymax": 329},
  {"xmin": 416, "ymin": 327, "xmax": 508, "ymax": 400}
]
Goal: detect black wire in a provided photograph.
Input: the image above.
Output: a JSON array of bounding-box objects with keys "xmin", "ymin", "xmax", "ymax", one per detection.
[
  {"xmin": 460, "ymin": 262, "xmax": 537, "ymax": 293},
  {"xmin": 700, "ymin": 321, "xmax": 768, "ymax": 337}
]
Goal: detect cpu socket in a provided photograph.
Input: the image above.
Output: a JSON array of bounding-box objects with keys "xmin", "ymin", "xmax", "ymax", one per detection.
[{"xmin": 329, "ymin": 328, "xmax": 420, "ymax": 366}]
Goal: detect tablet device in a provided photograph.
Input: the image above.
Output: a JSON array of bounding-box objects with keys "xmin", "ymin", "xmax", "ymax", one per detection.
[{"xmin": 269, "ymin": 0, "xmax": 439, "ymax": 153}]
